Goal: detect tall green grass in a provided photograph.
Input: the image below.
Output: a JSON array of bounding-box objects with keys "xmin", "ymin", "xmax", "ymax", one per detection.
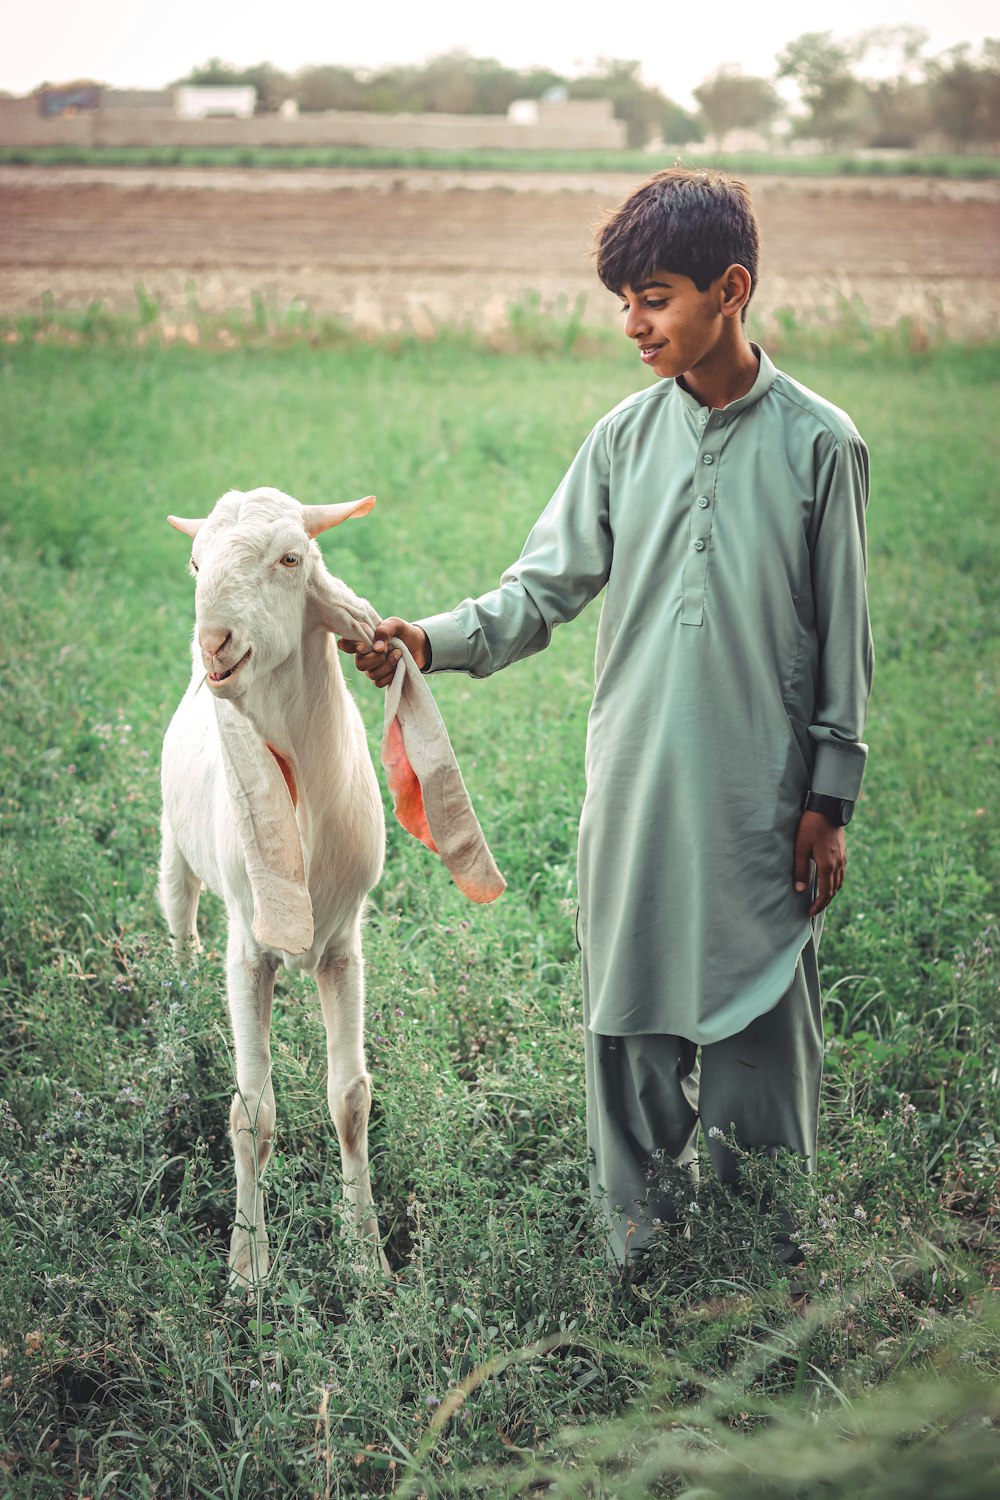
[{"xmin": 0, "ymin": 331, "xmax": 997, "ymax": 1496}]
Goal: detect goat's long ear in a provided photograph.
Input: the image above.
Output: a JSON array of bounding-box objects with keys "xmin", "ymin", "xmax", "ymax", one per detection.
[
  {"xmin": 214, "ymin": 700, "xmax": 314, "ymax": 954},
  {"xmin": 307, "ymin": 567, "xmax": 381, "ymax": 645},
  {"xmin": 302, "ymin": 496, "xmax": 375, "ymax": 538},
  {"xmin": 167, "ymin": 515, "xmax": 205, "ymax": 537},
  {"xmin": 382, "ymin": 641, "xmax": 506, "ymax": 905}
]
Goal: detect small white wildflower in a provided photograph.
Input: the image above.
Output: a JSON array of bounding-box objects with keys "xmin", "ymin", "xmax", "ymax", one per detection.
[
  {"xmin": 688, "ymin": 1201, "xmax": 700, "ymax": 1214},
  {"xmin": 707, "ymin": 1126, "xmax": 724, "ymax": 1140},
  {"xmin": 853, "ymin": 1205, "xmax": 867, "ymax": 1221}
]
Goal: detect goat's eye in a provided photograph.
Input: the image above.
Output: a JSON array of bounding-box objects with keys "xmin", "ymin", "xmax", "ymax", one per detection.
[{"xmin": 279, "ymin": 554, "xmax": 300, "ymax": 568}]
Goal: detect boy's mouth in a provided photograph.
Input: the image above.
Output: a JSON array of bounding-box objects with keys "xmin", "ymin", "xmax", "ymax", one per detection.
[{"xmin": 639, "ymin": 343, "xmax": 665, "ymax": 363}]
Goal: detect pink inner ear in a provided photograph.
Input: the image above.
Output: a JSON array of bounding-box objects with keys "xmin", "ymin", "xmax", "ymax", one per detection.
[{"xmin": 383, "ymin": 718, "xmax": 438, "ymax": 853}]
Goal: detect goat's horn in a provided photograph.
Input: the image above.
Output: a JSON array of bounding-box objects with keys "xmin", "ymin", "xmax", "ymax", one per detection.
[
  {"xmin": 167, "ymin": 515, "xmax": 205, "ymax": 537},
  {"xmin": 302, "ymin": 496, "xmax": 376, "ymax": 538}
]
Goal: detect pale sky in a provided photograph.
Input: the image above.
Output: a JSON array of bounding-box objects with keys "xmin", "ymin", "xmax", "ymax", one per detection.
[{"xmin": 3, "ymin": 0, "xmax": 995, "ymax": 108}]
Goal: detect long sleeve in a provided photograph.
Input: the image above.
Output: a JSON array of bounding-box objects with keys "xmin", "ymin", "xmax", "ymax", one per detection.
[
  {"xmin": 419, "ymin": 421, "xmax": 613, "ymax": 677},
  {"xmin": 806, "ymin": 432, "xmax": 874, "ymax": 799}
]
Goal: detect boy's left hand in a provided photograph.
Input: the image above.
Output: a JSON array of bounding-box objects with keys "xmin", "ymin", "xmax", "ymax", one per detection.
[{"xmin": 793, "ymin": 811, "xmax": 847, "ymax": 917}]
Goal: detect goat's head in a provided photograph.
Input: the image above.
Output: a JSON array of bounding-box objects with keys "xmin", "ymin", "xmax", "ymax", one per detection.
[{"xmin": 169, "ymin": 487, "xmax": 375, "ymax": 700}]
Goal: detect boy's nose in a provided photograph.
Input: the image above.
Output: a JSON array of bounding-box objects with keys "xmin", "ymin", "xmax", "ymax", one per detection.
[{"xmin": 623, "ymin": 305, "xmax": 648, "ymax": 340}]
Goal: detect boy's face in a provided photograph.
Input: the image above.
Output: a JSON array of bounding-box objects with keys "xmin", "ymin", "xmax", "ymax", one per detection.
[{"xmin": 617, "ymin": 270, "xmax": 729, "ymax": 382}]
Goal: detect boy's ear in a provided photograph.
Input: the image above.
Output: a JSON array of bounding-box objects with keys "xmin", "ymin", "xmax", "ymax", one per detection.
[{"xmin": 720, "ymin": 264, "xmax": 752, "ymax": 318}]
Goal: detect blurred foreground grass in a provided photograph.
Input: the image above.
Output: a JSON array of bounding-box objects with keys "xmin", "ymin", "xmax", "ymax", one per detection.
[{"xmin": 0, "ymin": 329, "xmax": 997, "ymax": 1496}]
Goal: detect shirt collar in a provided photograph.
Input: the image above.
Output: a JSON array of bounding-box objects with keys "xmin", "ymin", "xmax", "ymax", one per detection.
[{"xmin": 673, "ymin": 344, "xmax": 776, "ymax": 419}]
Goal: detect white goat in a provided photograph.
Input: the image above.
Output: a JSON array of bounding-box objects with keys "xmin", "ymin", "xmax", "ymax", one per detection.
[
  {"xmin": 160, "ymin": 486, "xmax": 504, "ymax": 1288},
  {"xmin": 160, "ymin": 486, "xmax": 396, "ymax": 1285}
]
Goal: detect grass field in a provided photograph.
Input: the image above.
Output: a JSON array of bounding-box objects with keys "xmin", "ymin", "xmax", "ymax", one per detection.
[
  {"xmin": 0, "ymin": 329, "xmax": 998, "ymax": 1496},
  {"xmin": 2, "ymin": 143, "xmax": 1000, "ymax": 178}
]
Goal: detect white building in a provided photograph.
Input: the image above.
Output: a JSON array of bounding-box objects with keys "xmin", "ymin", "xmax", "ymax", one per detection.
[{"xmin": 175, "ymin": 87, "xmax": 256, "ymax": 120}]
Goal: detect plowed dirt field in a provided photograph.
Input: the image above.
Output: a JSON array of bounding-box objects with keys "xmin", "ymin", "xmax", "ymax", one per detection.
[{"xmin": 2, "ymin": 166, "xmax": 997, "ymax": 338}]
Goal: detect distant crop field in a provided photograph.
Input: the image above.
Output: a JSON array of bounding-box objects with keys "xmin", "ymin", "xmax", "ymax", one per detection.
[
  {"xmin": 0, "ymin": 336, "xmax": 997, "ymax": 1496},
  {"xmin": 3, "ymin": 143, "xmax": 1000, "ymax": 178}
]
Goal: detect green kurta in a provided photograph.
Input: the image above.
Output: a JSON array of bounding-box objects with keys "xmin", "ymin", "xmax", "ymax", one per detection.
[{"xmin": 420, "ymin": 347, "xmax": 873, "ymax": 1043}]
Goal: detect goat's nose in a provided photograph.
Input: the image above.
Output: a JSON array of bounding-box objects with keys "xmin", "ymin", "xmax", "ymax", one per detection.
[{"xmin": 199, "ymin": 627, "xmax": 232, "ymax": 658}]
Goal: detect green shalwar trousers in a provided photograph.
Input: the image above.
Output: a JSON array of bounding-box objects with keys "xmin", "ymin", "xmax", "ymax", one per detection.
[{"xmin": 584, "ymin": 934, "xmax": 824, "ymax": 1268}]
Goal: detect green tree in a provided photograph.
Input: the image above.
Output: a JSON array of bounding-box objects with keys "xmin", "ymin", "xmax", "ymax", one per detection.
[
  {"xmin": 464, "ymin": 58, "xmax": 567, "ymax": 114},
  {"xmin": 661, "ymin": 99, "xmax": 703, "ymax": 146},
  {"xmin": 926, "ymin": 40, "xmax": 1000, "ymax": 147},
  {"xmin": 854, "ymin": 26, "xmax": 931, "ymax": 147},
  {"xmin": 693, "ymin": 66, "xmax": 781, "ymax": 146},
  {"xmin": 568, "ymin": 58, "xmax": 668, "ymax": 148},
  {"xmin": 776, "ymin": 31, "xmax": 861, "ymax": 146},
  {"xmin": 415, "ymin": 50, "xmax": 477, "ymax": 113},
  {"xmin": 294, "ymin": 65, "xmax": 366, "ymax": 113}
]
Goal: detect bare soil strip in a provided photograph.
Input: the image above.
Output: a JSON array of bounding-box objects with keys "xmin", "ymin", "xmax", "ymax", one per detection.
[{"xmin": 2, "ymin": 167, "xmax": 997, "ymax": 337}]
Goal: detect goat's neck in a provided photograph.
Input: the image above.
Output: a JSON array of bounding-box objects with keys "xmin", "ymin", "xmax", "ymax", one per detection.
[{"xmin": 237, "ymin": 632, "xmax": 353, "ymax": 776}]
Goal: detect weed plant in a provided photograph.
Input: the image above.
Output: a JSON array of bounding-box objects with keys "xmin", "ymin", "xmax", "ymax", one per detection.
[
  {"xmin": 0, "ymin": 280, "xmax": 975, "ymax": 360},
  {"xmin": 0, "ymin": 324, "xmax": 997, "ymax": 1496}
]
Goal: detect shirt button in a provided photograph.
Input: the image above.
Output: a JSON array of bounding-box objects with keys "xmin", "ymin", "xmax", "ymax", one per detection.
[
  {"xmin": 702, "ymin": 454, "xmax": 714, "ymax": 465},
  {"xmin": 693, "ymin": 538, "xmax": 706, "ymax": 552},
  {"xmin": 697, "ymin": 496, "xmax": 710, "ymax": 509},
  {"xmin": 699, "ymin": 411, "xmax": 708, "ymax": 424}
]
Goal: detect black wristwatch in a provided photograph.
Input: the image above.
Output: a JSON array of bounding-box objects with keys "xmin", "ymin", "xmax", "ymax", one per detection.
[{"xmin": 804, "ymin": 791, "xmax": 854, "ymax": 826}]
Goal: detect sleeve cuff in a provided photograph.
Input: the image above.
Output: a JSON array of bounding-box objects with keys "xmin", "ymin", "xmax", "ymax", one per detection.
[
  {"xmin": 810, "ymin": 741, "xmax": 868, "ymax": 801},
  {"xmin": 416, "ymin": 611, "xmax": 472, "ymax": 673}
]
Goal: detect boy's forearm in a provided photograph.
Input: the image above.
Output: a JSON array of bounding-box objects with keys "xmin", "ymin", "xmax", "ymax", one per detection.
[
  {"xmin": 416, "ymin": 610, "xmax": 470, "ymax": 673},
  {"xmin": 417, "ymin": 581, "xmax": 556, "ymax": 679},
  {"xmin": 808, "ymin": 434, "xmax": 874, "ymax": 802}
]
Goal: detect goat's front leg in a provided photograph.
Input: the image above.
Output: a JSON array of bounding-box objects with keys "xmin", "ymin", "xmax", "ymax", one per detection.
[
  {"xmin": 158, "ymin": 816, "xmax": 202, "ymax": 959},
  {"xmin": 226, "ymin": 929, "xmax": 279, "ymax": 1289},
  {"xmin": 317, "ymin": 948, "xmax": 389, "ymax": 1275}
]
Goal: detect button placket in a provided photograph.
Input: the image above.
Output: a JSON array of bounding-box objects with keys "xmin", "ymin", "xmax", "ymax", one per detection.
[{"xmin": 681, "ymin": 423, "xmax": 722, "ymax": 626}]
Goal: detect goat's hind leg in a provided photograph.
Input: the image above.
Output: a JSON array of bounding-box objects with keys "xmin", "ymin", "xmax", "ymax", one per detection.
[
  {"xmin": 317, "ymin": 948, "xmax": 389, "ymax": 1274},
  {"xmin": 226, "ymin": 930, "xmax": 279, "ymax": 1290},
  {"xmin": 158, "ymin": 815, "xmax": 202, "ymax": 957}
]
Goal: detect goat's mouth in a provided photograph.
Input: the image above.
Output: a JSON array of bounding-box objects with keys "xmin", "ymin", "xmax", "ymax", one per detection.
[{"xmin": 207, "ymin": 647, "xmax": 252, "ymax": 685}]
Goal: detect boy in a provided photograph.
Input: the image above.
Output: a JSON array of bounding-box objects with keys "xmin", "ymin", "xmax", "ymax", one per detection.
[{"xmin": 342, "ymin": 168, "xmax": 873, "ymax": 1277}]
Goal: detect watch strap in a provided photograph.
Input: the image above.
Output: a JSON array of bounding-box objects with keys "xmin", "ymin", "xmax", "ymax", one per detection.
[{"xmin": 804, "ymin": 791, "xmax": 854, "ymax": 826}]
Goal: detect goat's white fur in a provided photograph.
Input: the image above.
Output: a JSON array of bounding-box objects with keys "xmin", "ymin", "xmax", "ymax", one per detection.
[{"xmin": 159, "ymin": 486, "xmax": 388, "ymax": 1284}]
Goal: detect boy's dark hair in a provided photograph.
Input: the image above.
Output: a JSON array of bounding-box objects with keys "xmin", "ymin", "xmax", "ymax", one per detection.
[{"xmin": 595, "ymin": 167, "xmax": 760, "ymax": 319}]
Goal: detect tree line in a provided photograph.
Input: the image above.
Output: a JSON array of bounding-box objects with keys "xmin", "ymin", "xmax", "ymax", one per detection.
[{"xmin": 175, "ymin": 31, "xmax": 999, "ymax": 151}]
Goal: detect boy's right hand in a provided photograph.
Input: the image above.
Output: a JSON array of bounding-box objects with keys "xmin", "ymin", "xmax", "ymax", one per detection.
[{"xmin": 338, "ymin": 617, "xmax": 430, "ymax": 688}]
